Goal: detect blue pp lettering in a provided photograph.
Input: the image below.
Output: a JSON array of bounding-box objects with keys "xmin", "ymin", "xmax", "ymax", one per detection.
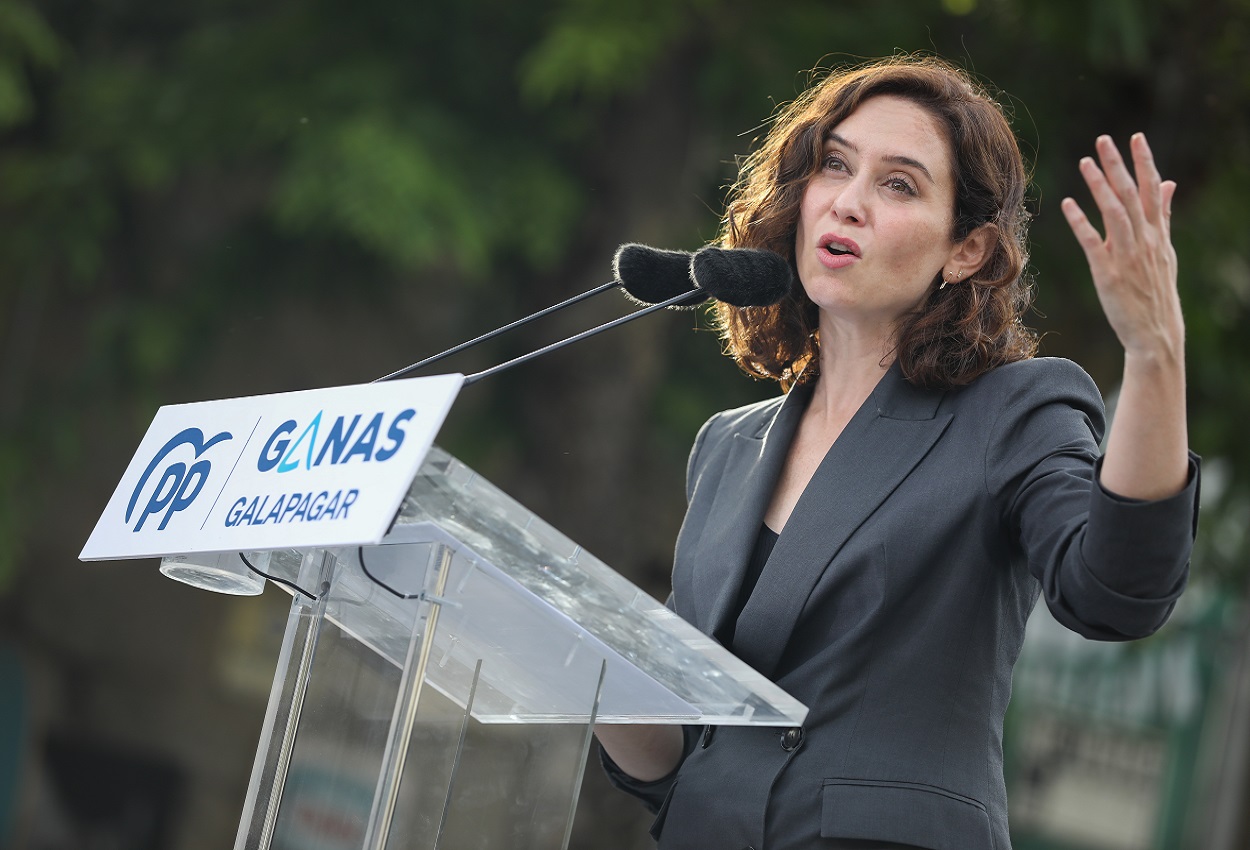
[{"xmin": 127, "ymin": 428, "xmax": 232, "ymax": 532}]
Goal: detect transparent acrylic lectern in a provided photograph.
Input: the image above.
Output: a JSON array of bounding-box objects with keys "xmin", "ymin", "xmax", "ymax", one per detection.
[{"xmin": 209, "ymin": 446, "xmax": 807, "ymax": 850}]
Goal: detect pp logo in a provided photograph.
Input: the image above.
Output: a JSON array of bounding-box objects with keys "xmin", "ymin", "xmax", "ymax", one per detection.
[{"xmin": 126, "ymin": 428, "xmax": 233, "ymax": 532}]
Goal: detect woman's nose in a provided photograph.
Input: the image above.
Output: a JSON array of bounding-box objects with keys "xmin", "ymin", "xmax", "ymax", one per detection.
[{"xmin": 831, "ymin": 177, "xmax": 867, "ymax": 224}]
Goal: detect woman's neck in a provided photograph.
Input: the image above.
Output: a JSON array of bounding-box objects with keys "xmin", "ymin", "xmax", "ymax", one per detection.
[{"xmin": 807, "ymin": 324, "xmax": 895, "ymax": 426}]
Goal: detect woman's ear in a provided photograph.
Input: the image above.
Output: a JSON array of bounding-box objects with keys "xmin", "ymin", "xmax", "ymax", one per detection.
[{"xmin": 947, "ymin": 223, "xmax": 996, "ymax": 278}]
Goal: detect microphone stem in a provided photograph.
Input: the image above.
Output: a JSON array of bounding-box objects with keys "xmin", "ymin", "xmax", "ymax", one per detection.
[
  {"xmin": 463, "ymin": 289, "xmax": 700, "ymax": 386},
  {"xmin": 375, "ymin": 280, "xmax": 619, "ymax": 383}
]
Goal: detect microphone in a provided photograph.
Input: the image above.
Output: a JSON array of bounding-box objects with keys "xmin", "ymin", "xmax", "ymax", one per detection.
[
  {"xmin": 692, "ymin": 246, "xmax": 794, "ymax": 307},
  {"xmin": 614, "ymin": 243, "xmax": 794, "ymax": 308},
  {"xmin": 613, "ymin": 244, "xmax": 706, "ymax": 308}
]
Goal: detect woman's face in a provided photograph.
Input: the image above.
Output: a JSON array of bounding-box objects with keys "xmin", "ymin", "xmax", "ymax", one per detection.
[{"xmin": 794, "ymin": 95, "xmax": 966, "ymax": 337}]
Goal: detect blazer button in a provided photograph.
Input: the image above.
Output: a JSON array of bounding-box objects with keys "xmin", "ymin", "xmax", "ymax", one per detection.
[
  {"xmin": 700, "ymin": 725, "xmax": 716, "ymax": 748},
  {"xmin": 781, "ymin": 727, "xmax": 802, "ymax": 751}
]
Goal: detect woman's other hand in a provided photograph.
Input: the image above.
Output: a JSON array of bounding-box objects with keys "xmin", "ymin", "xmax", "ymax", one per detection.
[
  {"xmin": 1061, "ymin": 133, "xmax": 1183, "ymax": 359},
  {"xmin": 1062, "ymin": 132, "xmax": 1189, "ymax": 501}
]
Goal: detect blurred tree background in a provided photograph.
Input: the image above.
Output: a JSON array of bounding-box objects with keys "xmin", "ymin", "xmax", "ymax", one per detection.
[{"xmin": 1, "ymin": 0, "xmax": 1247, "ymax": 848}]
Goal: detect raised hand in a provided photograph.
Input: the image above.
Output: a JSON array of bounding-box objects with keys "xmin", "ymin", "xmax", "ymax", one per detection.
[
  {"xmin": 1062, "ymin": 133, "xmax": 1189, "ymax": 500},
  {"xmin": 1061, "ymin": 133, "xmax": 1183, "ymax": 360}
]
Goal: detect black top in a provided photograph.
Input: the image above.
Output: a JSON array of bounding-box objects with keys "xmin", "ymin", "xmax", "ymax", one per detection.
[{"xmin": 718, "ymin": 523, "xmax": 778, "ymax": 651}]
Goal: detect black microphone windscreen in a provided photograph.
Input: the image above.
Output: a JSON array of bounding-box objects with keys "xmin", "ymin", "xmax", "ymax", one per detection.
[
  {"xmin": 691, "ymin": 247, "xmax": 793, "ymax": 307},
  {"xmin": 612, "ymin": 243, "xmax": 708, "ymax": 309}
]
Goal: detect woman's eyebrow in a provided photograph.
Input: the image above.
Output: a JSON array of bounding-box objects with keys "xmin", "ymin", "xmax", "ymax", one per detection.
[{"xmin": 826, "ymin": 131, "xmax": 935, "ymax": 184}]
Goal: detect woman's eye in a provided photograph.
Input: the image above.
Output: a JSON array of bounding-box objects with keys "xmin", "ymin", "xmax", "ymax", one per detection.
[
  {"xmin": 822, "ymin": 153, "xmax": 848, "ymax": 172},
  {"xmin": 886, "ymin": 176, "xmax": 917, "ymax": 196}
]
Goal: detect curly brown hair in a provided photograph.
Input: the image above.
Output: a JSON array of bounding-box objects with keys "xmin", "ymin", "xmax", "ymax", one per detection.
[{"xmin": 714, "ymin": 55, "xmax": 1038, "ymax": 389}]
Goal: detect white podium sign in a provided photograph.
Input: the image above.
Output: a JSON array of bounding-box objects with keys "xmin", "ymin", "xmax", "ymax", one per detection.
[{"xmin": 80, "ymin": 374, "xmax": 462, "ymax": 561}]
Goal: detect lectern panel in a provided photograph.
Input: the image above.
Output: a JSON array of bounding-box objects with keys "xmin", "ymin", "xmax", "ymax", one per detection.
[
  {"xmin": 269, "ymin": 620, "xmax": 396, "ymax": 850},
  {"xmin": 237, "ymin": 542, "xmax": 600, "ymax": 850}
]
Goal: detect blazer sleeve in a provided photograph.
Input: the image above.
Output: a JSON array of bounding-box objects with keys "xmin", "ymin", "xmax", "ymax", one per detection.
[{"xmin": 983, "ymin": 358, "xmax": 1200, "ymax": 640}]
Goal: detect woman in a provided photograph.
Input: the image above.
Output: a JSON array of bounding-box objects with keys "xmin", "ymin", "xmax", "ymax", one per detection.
[{"xmin": 597, "ymin": 57, "xmax": 1197, "ymax": 850}]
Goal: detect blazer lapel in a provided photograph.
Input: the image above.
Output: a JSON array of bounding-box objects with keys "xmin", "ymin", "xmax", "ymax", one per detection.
[
  {"xmin": 691, "ymin": 385, "xmax": 811, "ymax": 639},
  {"xmin": 733, "ymin": 365, "xmax": 952, "ymax": 678}
]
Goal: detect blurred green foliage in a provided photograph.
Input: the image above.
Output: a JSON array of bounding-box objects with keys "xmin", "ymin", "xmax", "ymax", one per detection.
[{"xmin": 1, "ymin": 0, "xmax": 1248, "ymax": 595}]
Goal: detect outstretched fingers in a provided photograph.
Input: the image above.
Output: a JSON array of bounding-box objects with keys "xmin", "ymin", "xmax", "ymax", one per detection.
[
  {"xmin": 1064, "ymin": 133, "xmax": 1184, "ymax": 358},
  {"xmin": 1071, "ymin": 134, "xmax": 1174, "ymax": 256}
]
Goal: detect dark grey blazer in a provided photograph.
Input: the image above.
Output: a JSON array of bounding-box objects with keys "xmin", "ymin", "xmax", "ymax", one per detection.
[{"xmin": 618, "ymin": 357, "xmax": 1198, "ymax": 850}]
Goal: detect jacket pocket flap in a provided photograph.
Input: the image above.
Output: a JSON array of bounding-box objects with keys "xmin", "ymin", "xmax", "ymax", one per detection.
[{"xmin": 821, "ymin": 779, "xmax": 993, "ymax": 850}]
